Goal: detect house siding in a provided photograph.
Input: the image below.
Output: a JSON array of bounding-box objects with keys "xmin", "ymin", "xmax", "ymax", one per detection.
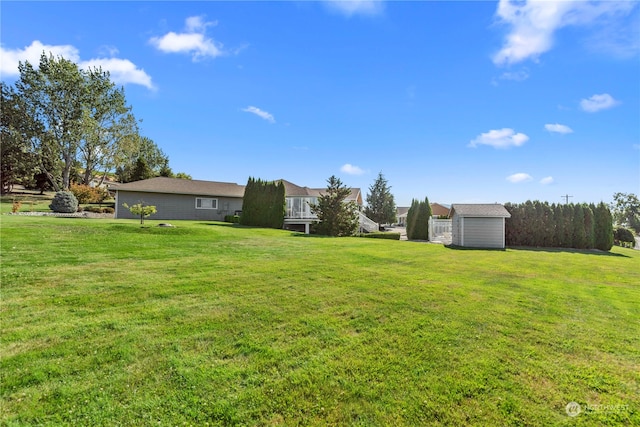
[
  {"xmin": 460, "ymin": 217, "xmax": 505, "ymax": 248},
  {"xmin": 116, "ymin": 191, "xmax": 243, "ymax": 221}
]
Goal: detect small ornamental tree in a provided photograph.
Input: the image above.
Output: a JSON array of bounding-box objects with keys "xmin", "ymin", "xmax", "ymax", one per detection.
[
  {"xmin": 122, "ymin": 202, "xmax": 157, "ymax": 226},
  {"xmin": 49, "ymin": 191, "xmax": 78, "ymax": 213}
]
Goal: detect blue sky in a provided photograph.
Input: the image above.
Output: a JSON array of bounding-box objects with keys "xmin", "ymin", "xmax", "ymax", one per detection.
[{"xmin": 2, "ymin": 1, "xmax": 639, "ymax": 206}]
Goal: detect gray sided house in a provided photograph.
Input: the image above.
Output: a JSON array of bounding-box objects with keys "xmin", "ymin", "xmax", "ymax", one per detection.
[
  {"xmin": 114, "ymin": 177, "xmax": 245, "ymax": 221},
  {"xmin": 450, "ymin": 204, "xmax": 511, "ymax": 249}
]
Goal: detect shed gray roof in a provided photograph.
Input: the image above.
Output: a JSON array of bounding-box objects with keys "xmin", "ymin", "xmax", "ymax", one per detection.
[
  {"xmin": 450, "ymin": 204, "xmax": 511, "ymax": 218},
  {"xmin": 112, "ymin": 177, "xmax": 246, "ymax": 198}
]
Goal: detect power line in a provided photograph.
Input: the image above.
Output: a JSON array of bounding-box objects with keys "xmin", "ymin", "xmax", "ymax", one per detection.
[{"xmin": 561, "ymin": 194, "xmax": 573, "ymax": 204}]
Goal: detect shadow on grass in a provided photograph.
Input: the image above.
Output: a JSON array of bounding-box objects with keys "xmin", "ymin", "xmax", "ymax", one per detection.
[
  {"xmin": 108, "ymin": 224, "xmax": 195, "ymax": 235},
  {"xmin": 290, "ymin": 233, "xmax": 334, "ymax": 238},
  {"xmin": 204, "ymin": 222, "xmax": 240, "ymax": 228},
  {"xmin": 507, "ymin": 246, "xmax": 630, "ymax": 258},
  {"xmin": 444, "ymin": 244, "xmax": 629, "ymax": 257},
  {"xmin": 203, "ymin": 223, "xmax": 333, "ymax": 238},
  {"xmin": 445, "ymin": 244, "xmax": 507, "ymax": 252}
]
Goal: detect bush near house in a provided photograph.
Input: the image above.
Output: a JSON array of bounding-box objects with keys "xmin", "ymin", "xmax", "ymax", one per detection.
[
  {"xmin": 224, "ymin": 215, "xmax": 241, "ymax": 224},
  {"xmin": 70, "ymin": 183, "xmax": 109, "ymax": 204},
  {"xmin": 240, "ymin": 178, "xmax": 285, "ymax": 228},
  {"xmin": 82, "ymin": 206, "xmax": 115, "ymax": 214}
]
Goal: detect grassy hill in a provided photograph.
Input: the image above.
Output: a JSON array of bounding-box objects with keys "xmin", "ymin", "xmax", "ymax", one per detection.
[{"xmin": 1, "ymin": 215, "xmax": 638, "ymax": 425}]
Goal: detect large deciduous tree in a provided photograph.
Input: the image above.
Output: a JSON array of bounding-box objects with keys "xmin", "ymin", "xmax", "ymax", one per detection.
[
  {"xmin": 610, "ymin": 192, "xmax": 640, "ymax": 234},
  {"xmin": 116, "ymin": 136, "xmax": 170, "ymax": 183},
  {"xmin": 79, "ymin": 68, "xmax": 138, "ymax": 185},
  {"xmin": 364, "ymin": 171, "xmax": 396, "ymax": 225},
  {"xmin": 309, "ymin": 175, "xmax": 359, "ymax": 236},
  {"xmin": 5, "ymin": 52, "xmax": 170, "ymax": 190},
  {"xmin": 14, "ymin": 53, "xmax": 87, "ymax": 190}
]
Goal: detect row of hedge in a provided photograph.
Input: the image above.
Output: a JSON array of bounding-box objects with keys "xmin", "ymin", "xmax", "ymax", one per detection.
[
  {"xmin": 358, "ymin": 232, "xmax": 401, "ymax": 240},
  {"xmin": 505, "ymin": 201, "xmax": 613, "ymax": 250}
]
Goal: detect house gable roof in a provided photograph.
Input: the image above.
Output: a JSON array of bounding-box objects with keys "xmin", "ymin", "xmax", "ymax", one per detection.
[
  {"xmin": 396, "ymin": 203, "xmax": 450, "ymax": 218},
  {"xmin": 431, "ymin": 203, "xmax": 450, "ymax": 217},
  {"xmin": 278, "ymin": 179, "xmax": 361, "ymax": 204},
  {"xmin": 450, "ymin": 204, "xmax": 511, "ymax": 218},
  {"xmin": 278, "ymin": 179, "xmax": 322, "ymax": 197},
  {"xmin": 112, "ymin": 177, "xmax": 246, "ymax": 198}
]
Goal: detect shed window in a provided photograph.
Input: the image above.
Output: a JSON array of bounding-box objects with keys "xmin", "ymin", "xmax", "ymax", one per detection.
[{"xmin": 196, "ymin": 197, "xmax": 218, "ymax": 209}]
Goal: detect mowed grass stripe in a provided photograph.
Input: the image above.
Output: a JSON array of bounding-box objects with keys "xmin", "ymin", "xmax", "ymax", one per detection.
[{"xmin": 1, "ymin": 215, "xmax": 638, "ymax": 425}]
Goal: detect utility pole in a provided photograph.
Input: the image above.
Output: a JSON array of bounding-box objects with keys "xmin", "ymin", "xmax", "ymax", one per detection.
[{"xmin": 561, "ymin": 194, "xmax": 573, "ymax": 204}]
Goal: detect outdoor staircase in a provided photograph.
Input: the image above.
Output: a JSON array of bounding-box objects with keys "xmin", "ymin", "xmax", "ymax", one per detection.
[{"xmin": 358, "ymin": 211, "xmax": 379, "ymax": 233}]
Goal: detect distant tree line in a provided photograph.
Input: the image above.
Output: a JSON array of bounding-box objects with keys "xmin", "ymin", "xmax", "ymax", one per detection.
[
  {"xmin": 240, "ymin": 177, "xmax": 285, "ymax": 228},
  {"xmin": 504, "ymin": 201, "xmax": 613, "ymax": 251},
  {"xmin": 1, "ymin": 53, "xmax": 188, "ymax": 194}
]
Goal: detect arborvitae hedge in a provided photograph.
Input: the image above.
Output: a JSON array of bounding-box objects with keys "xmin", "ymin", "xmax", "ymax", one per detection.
[
  {"xmin": 505, "ymin": 201, "xmax": 613, "ymax": 250},
  {"xmin": 240, "ymin": 177, "xmax": 285, "ymax": 228},
  {"xmin": 406, "ymin": 199, "xmax": 419, "ymax": 240},
  {"xmin": 406, "ymin": 197, "xmax": 431, "ymax": 241}
]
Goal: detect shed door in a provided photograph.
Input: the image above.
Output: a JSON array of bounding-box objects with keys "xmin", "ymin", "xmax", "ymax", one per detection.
[{"xmin": 462, "ymin": 217, "xmax": 504, "ymax": 248}]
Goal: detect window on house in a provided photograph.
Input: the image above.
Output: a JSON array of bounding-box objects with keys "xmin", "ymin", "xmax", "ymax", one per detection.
[{"xmin": 195, "ymin": 197, "xmax": 218, "ymax": 209}]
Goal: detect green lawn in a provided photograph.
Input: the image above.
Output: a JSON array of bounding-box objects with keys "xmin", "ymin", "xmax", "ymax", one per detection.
[{"xmin": 1, "ymin": 215, "xmax": 638, "ymax": 426}]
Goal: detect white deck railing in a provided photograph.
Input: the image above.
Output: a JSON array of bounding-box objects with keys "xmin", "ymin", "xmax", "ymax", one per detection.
[{"xmin": 359, "ymin": 211, "xmax": 379, "ymax": 233}]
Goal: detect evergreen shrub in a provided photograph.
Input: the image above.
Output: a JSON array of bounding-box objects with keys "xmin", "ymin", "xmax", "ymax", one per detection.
[{"xmin": 49, "ymin": 191, "xmax": 78, "ymax": 213}]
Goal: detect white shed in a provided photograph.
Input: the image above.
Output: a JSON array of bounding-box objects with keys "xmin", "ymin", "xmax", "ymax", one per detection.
[{"xmin": 450, "ymin": 204, "xmax": 511, "ymax": 249}]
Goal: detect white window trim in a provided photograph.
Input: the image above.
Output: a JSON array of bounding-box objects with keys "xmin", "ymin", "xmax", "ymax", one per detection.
[{"xmin": 195, "ymin": 197, "xmax": 218, "ymax": 210}]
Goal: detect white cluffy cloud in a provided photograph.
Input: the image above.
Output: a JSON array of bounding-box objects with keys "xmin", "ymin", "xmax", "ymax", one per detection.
[
  {"xmin": 544, "ymin": 123, "xmax": 574, "ymax": 134},
  {"xmin": 492, "ymin": 0, "xmax": 636, "ymax": 65},
  {"xmin": 507, "ymin": 173, "xmax": 533, "ymax": 183},
  {"xmin": 242, "ymin": 106, "xmax": 275, "ymax": 123},
  {"xmin": 469, "ymin": 128, "xmax": 529, "ymax": 149},
  {"xmin": 340, "ymin": 163, "xmax": 366, "ymax": 175},
  {"xmin": 540, "ymin": 176, "xmax": 554, "ymax": 185},
  {"xmin": 81, "ymin": 58, "xmax": 154, "ymax": 89},
  {"xmin": 149, "ymin": 16, "xmax": 224, "ymax": 61},
  {"xmin": 0, "ymin": 40, "xmax": 154, "ymax": 89},
  {"xmin": 580, "ymin": 93, "xmax": 620, "ymax": 112},
  {"xmin": 324, "ymin": 0, "xmax": 384, "ymax": 17}
]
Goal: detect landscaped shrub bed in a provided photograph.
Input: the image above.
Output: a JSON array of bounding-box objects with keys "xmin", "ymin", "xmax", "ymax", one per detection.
[
  {"xmin": 224, "ymin": 214, "xmax": 241, "ymax": 223},
  {"xmin": 359, "ymin": 231, "xmax": 401, "ymax": 240},
  {"xmin": 82, "ymin": 206, "xmax": 115, "ymax": 214}
]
